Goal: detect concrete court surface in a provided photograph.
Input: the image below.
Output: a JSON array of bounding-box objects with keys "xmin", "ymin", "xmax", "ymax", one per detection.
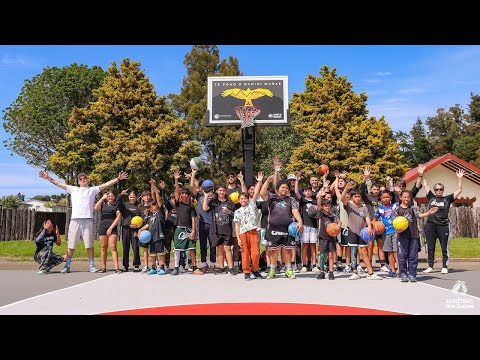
[{"xmin": 0, "ymin": 262, "xmax": 478, "ymax": 315}]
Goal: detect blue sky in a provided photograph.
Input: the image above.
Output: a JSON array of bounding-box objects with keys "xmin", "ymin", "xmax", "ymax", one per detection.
[{"xmin": 1, "ymin": 45, "xmax": 480, "ymax": 199}]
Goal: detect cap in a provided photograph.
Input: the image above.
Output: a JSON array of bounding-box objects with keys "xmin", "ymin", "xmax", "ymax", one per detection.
[
  {"xmin": 287, "ymin": 174, "xmax": 296, "ymax": 180},
  {"xmin": 226, "ymin": 172, "xmax": 236, "ymax": 178},
  {"xmin": 77, "ymin": 172, "xmax": 87, "ymax": 180}
]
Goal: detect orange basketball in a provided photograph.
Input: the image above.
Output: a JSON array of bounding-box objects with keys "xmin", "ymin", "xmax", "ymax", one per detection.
[
  {"xmin": 372, "ymin": 220, "xmax": 385, "ymax": 235},
  {"xmin": 318, "ymin": 164, "xmax": 329, "ymax": 175},
  {"xmin": 326, "ymin": 223, "xmax": 341, "ymax": 237}
]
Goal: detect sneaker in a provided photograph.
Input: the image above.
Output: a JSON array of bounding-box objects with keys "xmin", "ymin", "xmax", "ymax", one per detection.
[
  {"xmin": 244, "ymin": 273, "xmax": 252, "ymax": 281},
  {"xmin": 400, "ymin": 275, "xmax": 409, "ymax": 282},
  {"xmin": 147, "ymin": 268, "xmax": 157, "ymax": 275},
  {"xmin": 233, "ymin": 265, "xmax": 241, "ymax": 274},
  {"xmin": 123, "ymin": 267, "xmax": 130, "ymax": 273},
  {"xmin": 335, "ymin": 262, "xmax": 343, "ymax": 272},
  {"xmin": 366, "ymin": 273, "xmax": 383, "ymax": 280},
  {"xmin": 60, "ymin": 265, "xmax": 70, "ymax": 274},
  {"xmin": 386, "ymin": 271, "xmax": 397, "ymax": 278},
  {"xmin": 293, "ymin": 265, "xmax": 300, "ymax": 273},
  {"xmin": 266, "ymin": 269, "xmax": 276, "ymax": 279},
  {"xmin": 37, "ymin": 269, "xmax": 47, "ymax": 275},
  {"xmin": 317, "ymin": 272, "xmax": 325, "ymax": 280},
  {"xmin": 280, "ymin": 265, "xmax": 286, "ymax": 273},
  {"xmin": 423, "ymin": 267, "xmax": 433, "ymax": 273},
  {"xmin": 343, "ymin": 265, "xmax": 352, "ymax": 273},
  {"xmin": 88, "ymin": 265, "xmax": 98, "ymax": 273},
  {"xmin": 379, "ymin": 265, "xmax": 389, "ymax": 272},
  {"xmin": 285, "ymin": 268, "xmax": 296, "ymax": 279},
  {"xmin": 141, "ymin": 266, "xmax": 150, "ymax": 274},
  {"xmin": 408, "ymin": 275, "xmax": 418, "ymax": 282},
  {"xmin": 312, "ymin": 266, "xmax": 321, "ymax": 273},
  {"xmin": 300, "ymin": 266, "xmax": 308, "ymax": 273},
  {"xmin": 441, "ymin": 267, "xmax": 448, "ymax": 274},
  {"xmin": 214, "ymin": 267, "xmax": 225, "ymax": 275},
  {"xmin": 228, "ymin": 267, "xmax": 237, "ymax": 275},
  {"xmin": 328, "ymin": 271, "xmax": 335, "ymax": 280},
  {"xmin": 275, "ymin": 267, "xmax": 281, "ymax": 275},
  {"xmin": 170, "ymin": 268, "xmax": 179, "ymax": 275},
  {"xmin": 349, "ymin": 273, "xmax": 361, "ymax": 280},
  {"xmin": 157, "ymin": 268, "xmax": 167, "ymax": 275},
  {"xmin": 252, "ymin": 271, "xmax": 263, "ymax": 279},
  {"xmin": 133, "ymin": 267, "xmax": 141, "ymax": 272},
  {"xmin": 357, "ymin": 265, "xmax": 365, "ymax": 273}
]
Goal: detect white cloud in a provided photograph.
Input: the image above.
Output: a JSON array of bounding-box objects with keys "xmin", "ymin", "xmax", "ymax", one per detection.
[
  {"xmin": 0, "ymin": 55, "xmax": 27, "ymax": 65},
  {"xmin": 363, "ymin": 79, "xmax": 381, "ymax": 83},
  {"xmin": 398, "ymin": 88, "xmax": 425, "ymax": 95},
  {"xmin": 376, "ymin": 71, "xmax": 392, "ymax": 77},
  {"xmin": 384, "ymin": 97, "xmax": 408, "ymax": 103}
]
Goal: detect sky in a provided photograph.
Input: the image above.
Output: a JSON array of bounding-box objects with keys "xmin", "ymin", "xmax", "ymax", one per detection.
[{"xmin": 1, "ymin": 45, "xmax": 480, "ymax": 199}]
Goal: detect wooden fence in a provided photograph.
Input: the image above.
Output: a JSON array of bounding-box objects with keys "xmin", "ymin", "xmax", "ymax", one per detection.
[{"xmin": 0, "ymin": 207, "xmax": 479, "ymax": 241}]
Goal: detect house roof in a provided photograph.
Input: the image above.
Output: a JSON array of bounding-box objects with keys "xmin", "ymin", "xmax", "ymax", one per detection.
[{"xmin": 404, "ymin": 153, "xmax": 480, "ymax": 186}]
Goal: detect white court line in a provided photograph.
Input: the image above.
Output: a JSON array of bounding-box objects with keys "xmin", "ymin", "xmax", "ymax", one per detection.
[
  {"xmin": 417, "ymin": 281, "xmax": 480, "ymax": 300},
  {"xmin": 0, "ymin": 274, "xmax": 115, "ymax": 310}
]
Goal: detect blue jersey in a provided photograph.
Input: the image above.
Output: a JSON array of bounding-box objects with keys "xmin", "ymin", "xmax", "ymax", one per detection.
[{"xmin": 375, "ymin": 203, "xmax": 399, "ymax": 235}]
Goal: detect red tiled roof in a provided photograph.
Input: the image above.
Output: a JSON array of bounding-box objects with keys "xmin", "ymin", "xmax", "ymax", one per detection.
[{"xmin": 404, "ymin": 153, "xmax": 480, "ymax": 186}]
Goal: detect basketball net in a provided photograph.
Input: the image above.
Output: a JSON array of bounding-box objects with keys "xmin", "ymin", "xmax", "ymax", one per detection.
[{"xmin": 235, "ymin": 105, "xmax": 261, "ymax": 128}]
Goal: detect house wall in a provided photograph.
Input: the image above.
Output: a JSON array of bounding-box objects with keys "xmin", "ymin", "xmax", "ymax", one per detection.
[{"xmin": 407, "ymin": 165, "xmax": 479, "ymax": 207}]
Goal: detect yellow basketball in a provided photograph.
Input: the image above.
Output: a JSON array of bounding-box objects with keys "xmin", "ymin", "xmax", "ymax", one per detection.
[
  {"xmin": 229, "ymin": 191, "xmax": 240, "ymax": 204},
  {"xmin": 131, "ymin": 216, "xmax": 143, "ymax": 228},
  {"xmin": 393, "ymin": 216, "xmax": 409, "ymax": 231}
]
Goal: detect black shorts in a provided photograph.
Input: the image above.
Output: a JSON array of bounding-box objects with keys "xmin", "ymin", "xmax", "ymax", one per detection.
[
  {"xmin": 266, "ymin": 229, "xmax": 296, "ymax": 250},
  {"xmin": 338, "ymin": 228, "xmax": 349, "ymax": 247},
  {"xmin": 347, "ymin": 230, "xmax": 368, "ymax": 247},
  {"xmin": 210, "ymin": 232, "xmax": 233, "ymax": 247},
  {"xmin": 149, "ymin": 240, "xmax": 166, "ymax": 255},
  {"xmin": 319, "ymin": 237, "xmax": 336, "ymax": 253},
  {"xmin": 98, "ymin": 222, "xmax": 118, "ymax": 236}
]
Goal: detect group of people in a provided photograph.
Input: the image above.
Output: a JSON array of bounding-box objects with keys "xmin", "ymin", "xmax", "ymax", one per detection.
[{"xmin": 35, "ymin": 158, "xmax": 464, "ymax": 283}]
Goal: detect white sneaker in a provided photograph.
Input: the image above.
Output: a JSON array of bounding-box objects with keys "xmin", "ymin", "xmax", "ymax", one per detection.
[
  {"xmin": 357, "ymin": 265, "xmax": 365, "ymax": 273},
  {"xmin": 423, "ymin": 267, "xmax": 433, "ymax": 273},
  {"xmin": 366, "ymin": 273, "xmax": 383, "ymax": 280},
  {"xmin": 300, "ymin": 266, "xmax": 308, "ymax": 273},
  {"xmin": 349, "ymin": 273, "xmax": 361, "ymax": 280},
  {"xmin": 141, "ymin": 266, "xmax": 149, "ymax": 274},
  {"xmin": 441, "ymin": 267, "xmax": 448, "ymax": 274},
  {"xmin": 343, "ymin": 265, "xmax": 352, "ymax": 273},
  {"xmin": 312, "ymin": 266, "xmax": 321, "ymax": 273},
  {"xmin": 380, "ymin": 265, "xmax": 390, "ymax": 272}
]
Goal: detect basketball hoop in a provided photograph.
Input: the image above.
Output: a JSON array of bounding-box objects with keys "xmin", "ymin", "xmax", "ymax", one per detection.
[{"xmin": 235, "ymin": 106, "xmax": 261, "ymax": 128}]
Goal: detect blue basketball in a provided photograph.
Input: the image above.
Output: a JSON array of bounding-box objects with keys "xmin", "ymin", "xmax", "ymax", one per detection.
[
  {"xmin": 360, "ymin": 227, "xmax": 375, "ymax": 242},
  {"xmin": 138, "ymin": 230, "xmax": 152, "ymax": 244},
  {"xmin": 288, "ymin": 222, "xmax": 302, "ymax": 237}
]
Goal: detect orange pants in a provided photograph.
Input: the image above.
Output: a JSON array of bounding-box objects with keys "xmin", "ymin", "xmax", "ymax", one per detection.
[{"xmin": 239, "ymin": 229, "xmax": 260, "ymax": 273}]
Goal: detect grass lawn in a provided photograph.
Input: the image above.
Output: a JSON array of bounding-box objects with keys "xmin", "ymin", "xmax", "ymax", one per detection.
[{"xmin": 0, "ymin": 237, "xmax": 479, "ymax": 260}]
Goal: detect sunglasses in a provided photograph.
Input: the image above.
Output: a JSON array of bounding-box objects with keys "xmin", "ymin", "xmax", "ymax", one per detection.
[
  {"xmin": 78, "ymin": 177, "xmax": 87, "ymax": 181},
  {"xmin": 434, "ymin": 188, "xmax": 444, "ymax": 191},
  {"xmin": 227, "ymin": 175, "xmax": 235, "ymax": 179}
]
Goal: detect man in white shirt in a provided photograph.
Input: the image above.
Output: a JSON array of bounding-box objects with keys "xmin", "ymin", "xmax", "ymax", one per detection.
[{"xmin": 39, "ymin": 170, "xmax": 128, "ymax": 273}]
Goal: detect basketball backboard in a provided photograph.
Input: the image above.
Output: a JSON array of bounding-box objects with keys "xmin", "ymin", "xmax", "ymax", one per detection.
[{"xmin": 206, "ymin": 76, "xmax": 289, "ymax": 126}]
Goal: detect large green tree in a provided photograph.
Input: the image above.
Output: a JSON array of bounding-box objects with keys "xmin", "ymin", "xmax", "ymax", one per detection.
[
  {"xmin": 50, "ymin": 58, "xmax": 199, "ymax": 192},
  {"xmin": 169, "ymin": 45, "xmax": 243, "ymax": 182},
  {"xmin": 395, "ymin": 118, "xmax": 432, "ymax": 167},
  {"xmin": 287, "ymin": 66, "xmax": 408, "ymax": 184},
  {"xmin": 2, "ymin": 64, "xmax": 106, "ymax": 170}
]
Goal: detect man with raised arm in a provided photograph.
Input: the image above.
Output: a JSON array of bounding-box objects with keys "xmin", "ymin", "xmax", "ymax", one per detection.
[{"xmin": 39, "ymin": 170, "xmax": 128, "ymax": 273}]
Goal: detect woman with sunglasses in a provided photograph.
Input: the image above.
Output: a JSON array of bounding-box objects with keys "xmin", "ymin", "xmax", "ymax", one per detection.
[{"xmin": 422, "ymin": 169, "xmax": 464, "ymax": 274}]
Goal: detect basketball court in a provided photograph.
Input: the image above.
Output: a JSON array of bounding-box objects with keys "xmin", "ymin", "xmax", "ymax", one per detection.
[{"xmin": 0, "ymin": 265, "xmax": 478, "ymax": 315}]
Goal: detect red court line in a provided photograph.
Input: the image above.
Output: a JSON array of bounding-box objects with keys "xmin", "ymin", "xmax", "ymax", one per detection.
[{"xmin": 101, "ymin": 303, "xmax": 407, "ymax": 315}]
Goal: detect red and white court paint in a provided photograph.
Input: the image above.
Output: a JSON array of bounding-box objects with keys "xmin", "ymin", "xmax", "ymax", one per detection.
[{"xmin": 0, "ymin": 272, "xmax": 479, "ymax": 315}]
